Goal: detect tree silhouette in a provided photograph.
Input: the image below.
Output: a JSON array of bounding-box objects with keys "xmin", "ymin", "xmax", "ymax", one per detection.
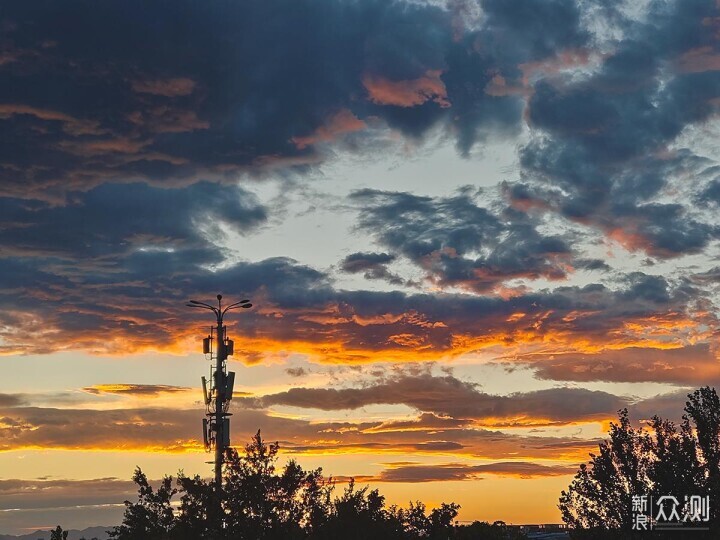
[
  {"xmin": 50, "ymin": 526, "xmax": 68, "ymax": 540},
  {"xmin": 220, "ymin": 430, "xmax": 333, "ymax": 539},
  {"xmin": 317, "ymin": 480, "xmax": 404, "ymax": 539},
  {"xmin": 107, "ymin": 428, "xmax": 525, "ymax": 539},
  {"xmin": 559, "ymin": 386, "xmax": 720, "ymax": 538},
  {"xmin": 109, "ymin": 431, "xmax": 472, "ymax": 540},
  {"xmin": 108, "ymin": 468, "xmax": 176, "ymax": 540},
  {"xmin": 686, "ymin": 386, "xmax": 720, "ymax": 523}
]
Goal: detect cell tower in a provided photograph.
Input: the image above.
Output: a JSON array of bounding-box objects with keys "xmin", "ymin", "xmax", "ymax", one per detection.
[{"xmin": 186, "ymin": 294, "xmax": 252, "ymax": 494}]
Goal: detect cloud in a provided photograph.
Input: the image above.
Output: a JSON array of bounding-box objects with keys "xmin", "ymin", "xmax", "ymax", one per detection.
[
  {"xmin": 0, "ymin": 103, "xmax": 104, "ymax": 135},
  {"xmin": 628, "ymin": 389, "xmax": 696, "ymax": 424},
  {"xmin": 350, "ymin": 189, "xmax": 573, "ymax": 293},
  {"xmin": 0, "ymin": 404, "xmax": 597, "ymax": 462},
  {"xmin": 0, "ymin": 181, "xmax": 266, "ymax": 260},
  {"xmin": 0, "ymin": 0, "xmax": 577, "ymax": 198},
  {"xmin": 0, "ymin": 238, "xmax": 709, "ymax": 369},
  {"xmin": 0, "ymin": 0, "xmax": 714, "ymax": 383},
  {"xmin": 363, "ymin": 70, "xmax": 450, "ymax": 108},
  {"xmin": 0, "ymin": 478, "xmax": 134, "ymax": 535},
  {"xmin": 341, "ymin": 252, "xmax": 396, "ymax": 273},
  {"xmin": 0, "ymin": 477, "xmax": 137, "ymax": 511},
  {"xmin": 285, "ymin": 367, "xmax": 308, "ymax": 378},
  {"xmin": 530, "ymin": 344, "xmax": 720, "ymax": 385},
  {"xmin": 0, "ymin": 0, "xmax": 599, "ymax": 200},
  {"xmin": 352, "ymin": 460, "xmax": 577, "ymax": 483},
  {"xmin": 248, "ymin": 374, "xmax": 628, "ymax": 426},
  {"xmin": 506, "ymin": 0, "xmax": 720, "ymax": 259},
  {"xmin": 291, "ymin": 109, "xmax": 366, "ymax": 149},
  {"xmin": 0, "ymin": 407, "xmax": 203, "ymax": 452},
  {"xmin": 340, "ymin": 252, "xmax": 405, "ymax": 285},
  {"xmin": 82, "ymin": 384, "xmax": 191, "ymax": 397},
  {"xmin": 0, "ymin": 394, "xmax": 25, "ymax": 407},
  {"xmin": 131, "ymin": 77, "xmax": 197, "ymax": 97}
]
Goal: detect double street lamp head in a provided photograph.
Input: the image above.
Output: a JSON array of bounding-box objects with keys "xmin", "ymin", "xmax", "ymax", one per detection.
[{"xmin": 185, "ymin": 296, "xmax": 252, "ymax": 318}]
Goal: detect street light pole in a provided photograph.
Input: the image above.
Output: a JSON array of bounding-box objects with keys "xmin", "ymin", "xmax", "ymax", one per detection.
[{"xmin": 186, "ymin": 294, "xmax": 252, "ymax": 501}]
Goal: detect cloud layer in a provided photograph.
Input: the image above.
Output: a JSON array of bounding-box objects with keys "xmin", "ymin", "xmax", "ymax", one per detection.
[{"xmin": 2, "ymin": 2, "xmax": 720, "ymax": 531}]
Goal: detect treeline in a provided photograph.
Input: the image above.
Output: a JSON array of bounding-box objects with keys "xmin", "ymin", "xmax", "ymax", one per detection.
[
  {"xmin": 560, "ymin": 386, "xmax": 720, "ymax": 539},
  {"xmin": 100, "ymin": 432, "xmax": 525, "ymax": 540}
]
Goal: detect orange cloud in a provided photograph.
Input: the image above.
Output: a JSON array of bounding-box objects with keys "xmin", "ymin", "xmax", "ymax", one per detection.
[
  {"xmin": 131, "ymin": 77, "xmax": 197, "ymax": 96},
  {"xmin": 67, "ymin": 137, "xmax": 148, "ymax": 154},
  {"xmin": 676, "ymin": 46, "xmax": 720, "ymax": 73},
  {"xmin": 127, "ymin": 106, "xmax": 209, "ymax": 133},
  {"xmin": 292, "ymin": 109, "xmax": 366, "ymax": 149},
  {"xmin": 83, "ymin": 384, "xmax": 191, "ymax": 396},
  {"xmin": 5, "ymin": 292, "xmax": 710, "ymax": 374},
  {"xmin": 363, "ymin": 70, "xmax": 450, "ymax": 108},
  {"xmin": 529, "ymin": 344, "xmax": 720, "ymax": 385},
  {"xmin": 0, "ymin": 103, "xmax": 105, "ymax": 135},
  {"xmin": 0, "ymin": 405, "xmax": 597, "ymax": 462},
  {"xmin": 484, "ymin": 74, "xmax": 528, "ymax": 97}
]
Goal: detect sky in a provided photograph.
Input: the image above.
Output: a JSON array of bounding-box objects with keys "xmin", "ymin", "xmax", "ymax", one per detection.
[{"xmin": 1, "ymin": 0, "xmax": 720, "ymax": 534}]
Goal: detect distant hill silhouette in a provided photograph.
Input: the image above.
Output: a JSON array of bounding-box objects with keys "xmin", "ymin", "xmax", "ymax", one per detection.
[{"xmin": 0, "ymin": 527, "xmax": 109, "ymax": 540}]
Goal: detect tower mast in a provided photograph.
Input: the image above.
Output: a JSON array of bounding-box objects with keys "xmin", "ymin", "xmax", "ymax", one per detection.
[{"xmin": 186, "ymin": 294, "xmax": 252, "ymax": 497}]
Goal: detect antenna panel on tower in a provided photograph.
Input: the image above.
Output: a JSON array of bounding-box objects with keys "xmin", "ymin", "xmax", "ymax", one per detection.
[
  {"xmin": 202, "ymin": 418, "xmax": 209, "ymax": 450},
  {"xmin": 201, "ymin": 376, "xmax": 210, "ymax": 405},
  {"xmin": 222, "ymin": 418, "xmax": 230, "ymax": 447},
  {"xmin": 226, "ymin": 371, "xmax": 235, "ymax": 400}
]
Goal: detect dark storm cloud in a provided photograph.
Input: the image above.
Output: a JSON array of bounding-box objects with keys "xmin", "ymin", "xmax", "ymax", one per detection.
[
  {"xmin": 341, "ymin": 252, "xmax": 396, "ymax": 273},
  {"xmin": 444, "ymin": 0, "xmax": 588, "ymax": 153},
  {"xmin": 699, "ymin": 180, "xmax": 720, "ymax": 206},
  {"xmin": 480, "ymin": 0, "xmax": 587, "ymax": 63},
  {"xmin": 350, "ymin": 189, "xmax": 573, "ymax": 293},
  {"xmin": 0, "ymin": 254, "xmax": 333, "ymax": 354},
  {"xmin": 0, "ymin": 181, "xmax": 266, "ymax": 260},
  {"xmin": 248, "ymin": 374, "xmax": 628, "ymax": 425},
  {"xmin": 0, "ymin": 0, "xmax": 595, "ymax": 356},
  {"xmin": 0, "ymin": 180, "xmax": 268, "ymax": 352},
  {"xmin": 510, "ymin": 0, "xmax": 720, "ymax": 259},
  {"xmin": 0, "ymin": 0, "xmax": 714, "ymax": 374},
  {"xmin": 340, "ymin": 252, "xmax": 405, "ymax": 285},
  {"xmin": 690, "ymin": 266, "xmax": 720, "ymax": 286},
  {"xmin": 0, "ymin": 232, "xmax": 703, "ymax": 367},
  {"xmin": 0, "ymin": 0, "xmax": 589, "ymax": 199}
]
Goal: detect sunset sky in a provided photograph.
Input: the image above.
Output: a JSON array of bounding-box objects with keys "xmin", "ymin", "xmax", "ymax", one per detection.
[{"xmin": 2, "ymin": 0, "xmax": 720, "ymax": 534}]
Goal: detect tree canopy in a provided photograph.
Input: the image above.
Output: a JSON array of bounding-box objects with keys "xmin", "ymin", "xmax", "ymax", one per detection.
[
  {"xmin": 107, "ymin": 430, "xmax": 520, "ymax": 540},
  {"xmin": 560, "ymin": 386, "xmax": 720, "ymax": 539}
]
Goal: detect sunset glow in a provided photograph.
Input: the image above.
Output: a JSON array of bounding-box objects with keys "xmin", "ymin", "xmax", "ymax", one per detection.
[{"xmin": 1, "ymin": 0, "xmax": 720, "ymax": 535}]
